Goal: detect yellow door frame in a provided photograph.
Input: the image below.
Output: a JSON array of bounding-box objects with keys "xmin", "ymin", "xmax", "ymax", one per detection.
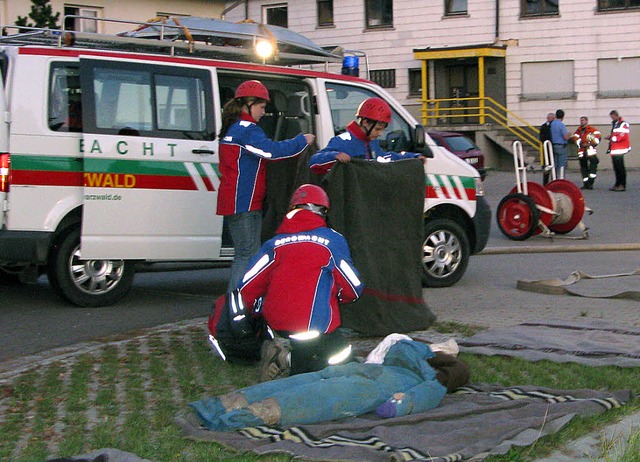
[{"xmin": 413, "ymin": 45, "xmax": 506, "ymax": 125}]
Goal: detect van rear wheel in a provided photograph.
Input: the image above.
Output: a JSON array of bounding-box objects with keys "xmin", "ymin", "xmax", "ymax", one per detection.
[
  {"xmin": 421, "ymin": 218, "xmax": 469, "ymax": 288},
  {"xmin": 47, "ymin": 227, "xmax": 135, "ymax": 307}
]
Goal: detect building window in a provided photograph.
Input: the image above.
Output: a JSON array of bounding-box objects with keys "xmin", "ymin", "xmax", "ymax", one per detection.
[
  {"xmin": 445, "ymin": 0, "xmax": 468, "ymax": 15},
  {"xmin": 370, "ymin": 69, "xmax": 396, "ymax": 88},
  {"xmin": 263, "ymin": 4, "xmax": 288, "ymax": 28},
  {"xmin": 598, "ymin": 0, "xmax": 640, "ymax": 11},
  {"xmin": 317, "ymin": 0, "xmax": 334, "ymax": 26},
  {"xmin": 598, "ymin": 57, "xmax": 640, "ymax": 97},
  {"xmin": 64, "ymin": 6, "xmax": 100, "ymax": 33},
  {"xmin": 408, "ymin": 68, "xmax": 422, "ymax": 96},
  {"xmin": 521, "ymin": 0, "xmax": 559, "ymax": 16},
  {"xmin": 521, "ymin": 61, "xmax": 574, "ymax": 100},
  {"xmin": 365, "ymin": 0, "xmax": 393, "ymax": 28}
]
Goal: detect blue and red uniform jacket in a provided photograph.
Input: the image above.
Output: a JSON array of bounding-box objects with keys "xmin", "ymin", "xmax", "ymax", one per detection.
[
  {"xmin": 217, "ymin": 113, "xmax": 308, "ymax": 215},
  {"xmin": 309, "ymin": 120, "xmax": 420, "ymax": 174},
  {"xmin": 237, "ymin": 208, "xmax": 363, "ymax": 334}
]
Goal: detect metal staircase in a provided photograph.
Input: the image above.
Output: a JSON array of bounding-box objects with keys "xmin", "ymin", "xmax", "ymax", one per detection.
[{"xmin": 420, "ymin": 96, "xmax": 544, "ymax": 168}]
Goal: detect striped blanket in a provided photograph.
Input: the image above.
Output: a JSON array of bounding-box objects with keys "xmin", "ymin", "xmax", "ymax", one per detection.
[{"xmin": 178, "ymin": 384, "xmax": 630, "ymax": 461}]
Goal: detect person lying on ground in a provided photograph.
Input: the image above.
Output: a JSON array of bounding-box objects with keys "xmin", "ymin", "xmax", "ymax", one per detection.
[{"xmin": 190, "ymin": 339, "xmax": 469, "ymax": 432}]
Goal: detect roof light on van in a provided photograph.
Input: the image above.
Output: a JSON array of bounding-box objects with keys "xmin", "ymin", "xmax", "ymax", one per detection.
[
  {"xmin": 0, "ymin": 153, "xmax": 10, "ymax": 193},
  {"xmin": 255, "ymin": 39, "xmax": 275, "ymax": 62}
]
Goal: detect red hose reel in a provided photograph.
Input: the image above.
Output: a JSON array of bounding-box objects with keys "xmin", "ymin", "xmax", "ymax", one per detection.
[{"xmin": 497, "ymin": 141, "xmax": 589, "ymax": 241}]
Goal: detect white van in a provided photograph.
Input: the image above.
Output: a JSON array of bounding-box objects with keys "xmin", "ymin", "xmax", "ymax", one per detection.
[{"xmin": 0, "ymin": 23, "xmax": 490, "ymax": 306}]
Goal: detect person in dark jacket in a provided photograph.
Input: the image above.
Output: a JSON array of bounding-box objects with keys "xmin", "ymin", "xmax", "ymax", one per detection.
[
  {"xmin": 217, "ymin": 80, "xmax": 315, "ymax": 291},
  {"xmin": 232, "ymin": 184, "xmax": 363, "ymax": 380},
  {"xmin": 309, "ymin": 97, "xmax": 422, "ymax": 174}
]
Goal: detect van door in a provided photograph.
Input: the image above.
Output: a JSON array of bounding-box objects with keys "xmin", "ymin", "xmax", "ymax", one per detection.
[{"xmin": 79, "ymin": 57, "xmax": 222, "ymax": 260}]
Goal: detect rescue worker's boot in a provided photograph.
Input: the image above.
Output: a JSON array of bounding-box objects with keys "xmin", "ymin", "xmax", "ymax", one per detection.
[{"xmin": 258, "ymin": 338, "xmax": 291, "ymax": 382}]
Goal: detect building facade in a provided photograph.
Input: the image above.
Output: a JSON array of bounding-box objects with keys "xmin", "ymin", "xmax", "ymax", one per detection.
[
  {"xmin": 0, "ymin": 1, "xmax": 224, "ymax": 35},
  {"xmin": 224, "ymin": 0, "xmax": 640, "ymax": 168}
]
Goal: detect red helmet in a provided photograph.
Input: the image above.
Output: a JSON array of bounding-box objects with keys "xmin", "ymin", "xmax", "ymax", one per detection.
[
  {"xmin": 356, "ymin": 97, "xmax": 392, "ymax": 124},
  {"xmin": 235, "ymin": 80, "xmax": 270, "ymax": 101},
  {"xmin": 289, "ymin": 184, "xmax": 330, "ymax": 210}
]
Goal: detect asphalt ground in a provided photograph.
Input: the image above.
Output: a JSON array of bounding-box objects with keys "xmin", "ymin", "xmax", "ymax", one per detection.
[{"xmin": 1, "ymin": 164, "xmax": 638, "ymax": 461}]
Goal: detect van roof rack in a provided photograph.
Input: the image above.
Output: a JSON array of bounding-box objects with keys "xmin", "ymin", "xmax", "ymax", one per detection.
[{"xmin": 0, "ymin": 16, "xmax": 343, "ymax": 66}]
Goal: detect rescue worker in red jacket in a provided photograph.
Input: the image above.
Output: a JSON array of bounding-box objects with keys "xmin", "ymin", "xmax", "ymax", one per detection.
[
  {"xmin": 231, "ymin": 184, "xmax": 363, "ymax": 381},
  {"xmin": 605, "ymin": 110, "xmax": 631, "ymax": 192},
  {"xmin": 217, "ymin": 80, "xmax": 315, "ymax": 291},
  {"xmin": 309, "ymin": 97, "xmax": 422, "ymax": 174},
  {"xmin": 570, "ymin": 116, "xmax": 602, "ymax": 190}
]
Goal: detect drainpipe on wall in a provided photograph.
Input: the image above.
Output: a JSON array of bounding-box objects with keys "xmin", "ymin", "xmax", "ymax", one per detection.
[
  {"xmin": 495, "ymin": 0, "xmax": 500, "ymax": 42},
  {"xmin": 222, "ymin": 0, "xmax": 248, "ymax": 20}
]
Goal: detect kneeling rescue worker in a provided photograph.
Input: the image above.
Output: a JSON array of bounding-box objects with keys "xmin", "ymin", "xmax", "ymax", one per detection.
[{"xmin": 228, "ymin": 184, "xmax": 363, "ymax": 381}]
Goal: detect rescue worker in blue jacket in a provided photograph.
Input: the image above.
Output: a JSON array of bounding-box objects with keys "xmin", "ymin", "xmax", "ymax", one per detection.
[
  {"xmin": 217, "ymin": 80, "xmax": 315, "ymax": 291},
  {"xmin": 309, "ymin": 97, "xmax": 422, "ymax": 174}
]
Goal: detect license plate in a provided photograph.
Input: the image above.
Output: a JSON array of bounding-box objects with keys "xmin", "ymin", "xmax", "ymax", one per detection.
[{"xmin": 466, "ymin": 157, "xmax": 478, "ymax": 165}]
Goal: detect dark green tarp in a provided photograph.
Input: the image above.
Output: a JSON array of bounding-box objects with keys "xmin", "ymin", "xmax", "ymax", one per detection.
[
  {"xmin": 264, "ymin": 155, "xmax": 435, "ymax": 336},
  {"xmin": 324, "ymin": 159, "xmax": 436, "ymax": 335}
]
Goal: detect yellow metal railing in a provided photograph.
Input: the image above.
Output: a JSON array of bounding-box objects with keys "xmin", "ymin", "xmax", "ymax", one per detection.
[{"xmin": 421, "ymin": 96, "xmax": 542, "ymax": 160}]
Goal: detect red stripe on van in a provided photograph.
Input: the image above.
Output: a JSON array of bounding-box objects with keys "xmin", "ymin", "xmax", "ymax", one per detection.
[
  {"xmin": 12, "ymin": 169, "xmax": 83, "ymax": 186},
  {"xmin": 200, "ymin": 175, "xmax": 215, "ymax": 192},
  {"xmin": 425, "ymin": 185, "xmax": 476, "ymax": 200},
  {"xmin": 11, "ymin": 169, "xmax": 201, "ymax": 191},
  {"xmin": 120, "ymin": 175, "xmax": 198, "ymax": 191}
]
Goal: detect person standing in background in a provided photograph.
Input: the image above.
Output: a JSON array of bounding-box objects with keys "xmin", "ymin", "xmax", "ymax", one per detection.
[
  {"xmin": 539, "ymin": 112, "xmax": 556, "ymax": 184},
  {"xmin": 550, "ymin": 109, "xmax": 571, "ymax": 179},
  {"xmin": 605, "ymin": 110, "xmax": 630, "ymax": 192},
  {"xmin": 570, "ymin": 116, "xmax": 601, "ymax": 190}
]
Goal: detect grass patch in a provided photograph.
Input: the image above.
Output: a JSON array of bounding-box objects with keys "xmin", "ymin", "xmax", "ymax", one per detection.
[
  {"xmin": 432, "ymin": 320, "xmax": 486, "ymax": 337},
  {"xmin": 1, "ymin": 324, "xmax": 638, "ymax": 462}
]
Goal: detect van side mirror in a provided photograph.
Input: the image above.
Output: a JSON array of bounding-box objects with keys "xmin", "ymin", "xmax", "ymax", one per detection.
[{"xmin": 414, "ymin": 125, "xmax": 434, "ymax": 158}]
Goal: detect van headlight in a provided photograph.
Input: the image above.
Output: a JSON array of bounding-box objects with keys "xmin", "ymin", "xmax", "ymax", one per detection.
[{"xmin": 475, "ymin": 178, "xmax": 485, "ymax": 196}]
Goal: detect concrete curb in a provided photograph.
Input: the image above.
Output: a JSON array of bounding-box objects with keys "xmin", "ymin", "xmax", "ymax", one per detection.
[
  {"xmin": 532, "ymin": 411, "xmax": 640, "ymax": 462},
  {"xmin": 480, "ymin": 243, "xmax": 640, "ymax": 255}
]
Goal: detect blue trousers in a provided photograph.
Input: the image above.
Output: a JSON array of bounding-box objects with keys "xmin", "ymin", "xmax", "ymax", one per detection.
[
  {"xmin": 553, "ymin": 143, "xmax": 568, "ymax": 177},
  {"xmin": 227, "ymin": 210, "xmax": 262, "ymax": 292}
]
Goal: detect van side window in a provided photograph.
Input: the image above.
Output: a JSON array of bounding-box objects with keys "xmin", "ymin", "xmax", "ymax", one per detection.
[
  {"xmin": 325, "ymin": 82, "xmax": 412, "ymax": 152},
  {"xmin": 80, "ymin": 60, "xmax": 215, "ymax": 140},
  {"xmin": 48, "ymin": 64, "xmax": 82, "ymax": 132},
  {"xmin": 217, "ymin": 73, "xmax": 314, "ymax": 141}
]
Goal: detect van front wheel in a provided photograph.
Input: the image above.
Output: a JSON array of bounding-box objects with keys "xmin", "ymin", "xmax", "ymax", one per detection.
[
  {"xmin": 421, "ymin": 218, "xmax": 470, "ymax": 288},
  {"xmin": 47, "ymin": 227, "xmax": 135, "ymax": 307}
]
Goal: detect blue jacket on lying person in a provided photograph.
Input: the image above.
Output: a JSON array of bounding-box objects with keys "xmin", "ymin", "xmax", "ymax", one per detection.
[{"xmin": 190, "ymin": 340, "xmax": 469, "ymax": 431}]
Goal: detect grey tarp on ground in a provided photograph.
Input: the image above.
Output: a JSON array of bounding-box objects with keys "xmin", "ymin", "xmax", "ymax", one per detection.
[
  {"xmin": 459, "ymin": 319, "xmax": 640, "ymax": 367},
  {"xmin": 323, "ymin": 159, "xmax": 436, "ymax": 336},
  {"xmin": 178, "ymin": 385, "xmax": 630, "ymax": 462},
  {"xmin": 517, "ymin": 268, "xmax": 640, "ymax": 300}
]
